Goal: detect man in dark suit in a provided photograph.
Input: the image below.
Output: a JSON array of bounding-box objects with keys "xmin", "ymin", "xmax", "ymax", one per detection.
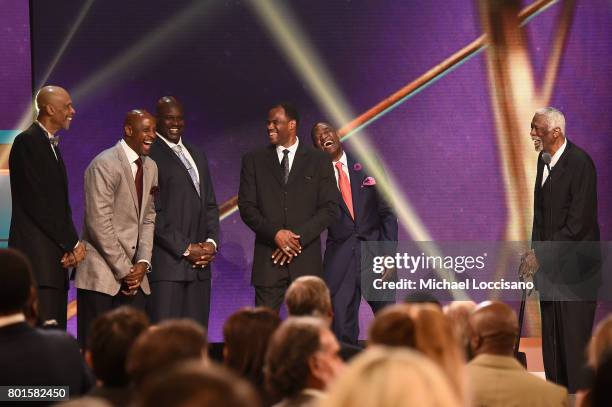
[
  {"xmin": 238, "ymin": 104, "xmax": 339, "ymax": 310},
  {"xmin": 525, "ymin": 107, "xmax": 600, "ymax": 392},
  {"xmin": 311, "ymin": 122, "xmax": 398, "ymax": 345},
  {"xmin": 147, "ymin": 96, "xmax": 219, "ymax": 326},
  {"xmin": 9, "ymin": 85, "xmax": 86, "ymax": 329},
  {"xmin": 0, "ymin": 248, "xmax": 93, "ymax": 397}
]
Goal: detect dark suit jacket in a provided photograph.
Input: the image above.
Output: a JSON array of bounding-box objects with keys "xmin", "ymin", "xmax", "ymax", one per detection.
[
  {"xmin": 8, "ymin": 123, "xmax": 79, "ymax": 288},
  {"xmin": 531, "ymin": 140, "xmax": 600, "ymax": 297},
  {"xmin": 149, "ymin": 138, "xmax": 219, "ymax": 281},
  {"xmin": 323, "ymin": 153, "xmax": 398, "ymax": 295},
  {"xmin": 238, "ymin": 141, "xmax": 339, "ymax": 286},
  {"xmin": 0, "ymin": 322, "xmax": 93, "ymax": 396}
]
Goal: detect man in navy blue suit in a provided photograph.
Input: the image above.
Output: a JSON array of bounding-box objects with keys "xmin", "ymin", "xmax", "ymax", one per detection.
[{"xmin": 311, "ymin": 122, "xmax": 398, "ymax": 344}]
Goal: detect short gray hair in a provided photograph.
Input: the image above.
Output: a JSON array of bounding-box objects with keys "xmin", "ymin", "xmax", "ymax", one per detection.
[{"xmin": 535, "ymin": 107, "xmax": 566, "ymax": 135}]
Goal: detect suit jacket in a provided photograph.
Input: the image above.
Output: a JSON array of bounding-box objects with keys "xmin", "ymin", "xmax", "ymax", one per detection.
[
  {"xmin": 238, "ymin": 141, "xmax": 339, "ymax": 286},
  {"xmin": 0, "ymin": 322, "xmax": 93, "ymax": 396},
  {"xmin": 323, "ymin": 153, "xmax": 398, "ymax": 296},
  {"xmin": 75, "ymin": 142, "xmax": 157, "ymax": 296},
  {"xmin": 467, "ymin": 354, "xmax": 568, "ymax": 407},
  {"xmin": 531, "ymin": 140, "xmax": 600, "ymax": 298},
  {"xmin": 8, "ymin": 123, "xmax": 79, "ymax": 288},
  {"xmin": 148, "ymin": 138, "xmax": 219, "ymax": 281}
]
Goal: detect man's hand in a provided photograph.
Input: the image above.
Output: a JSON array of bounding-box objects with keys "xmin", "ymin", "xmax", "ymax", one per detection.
[
  {"xmin": 186, "ymin": 242, "xmax": 216, "ymax": 269},
  {"xmin": 271, "ymin": 248, "xmax": 294, "ymax": 266},
  {"xmin": 123, "ymin": 262, "xmax": 148, "ymax": 292},
  {"xmin": 60, "ymin": 242, "xmax": 87, "ymax": 268},
  {"xmin": 519, "ymin": 249, "xmax": 539, "ymax": 278},
  {"xmin": 274, "ymin": 230, "xmax": 301, "ymax": 257},
  {"xmin": 60, "ymin": 252, "xmax": 77, "ymax": 268}
]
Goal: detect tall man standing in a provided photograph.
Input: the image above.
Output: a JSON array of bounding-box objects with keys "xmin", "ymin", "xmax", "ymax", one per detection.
[
  {"xmin": 147, "ymin": 96, "xmax": 219, "ymax": 326},
  {"xmin": 238, "ymin": 104, "xmax": 338, "ymax": 310},
  {"xmin": 311, "ymin": 122, "xmax": 397, "ymax": 344},
  {"xmin": 525, "ymin": 107, "xmax": 600, "ymax": 392},
  {"xmin": 9, "ymin": 85, "xmax": 86, "ymax": 329},
  {"xmin": 75, "ymin": 110, "xmax": 158, "ymax": 347}
]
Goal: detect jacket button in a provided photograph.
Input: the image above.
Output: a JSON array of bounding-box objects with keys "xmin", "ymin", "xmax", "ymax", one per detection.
[{"xmin": 132, "ymin": 246, "xmax": 136, "ymax": 249}]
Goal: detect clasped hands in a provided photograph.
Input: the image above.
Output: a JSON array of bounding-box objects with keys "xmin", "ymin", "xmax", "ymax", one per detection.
[
  {"xmin": 519, "ymin": 249, "xmax": 539, "ymax": 279},
  {"xmin": 271, "ymin": 229, "xmax": 301, "ymax": 266},
  {"xmin": 121, "ymin": 261, "xmax": 148, "ymax": 296},
  {"xmin": 186, "ymin": 242, "xmax": 217, "ymax": 269},
  {"xmin": 60, "ymin": 241, "xmax": 86, "ymax": 268}
]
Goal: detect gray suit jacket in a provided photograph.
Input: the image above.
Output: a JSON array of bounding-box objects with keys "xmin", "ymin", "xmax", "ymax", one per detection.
[{"xmin": 75, "ymin": 142, "xmax": 158, "ymax": 296}]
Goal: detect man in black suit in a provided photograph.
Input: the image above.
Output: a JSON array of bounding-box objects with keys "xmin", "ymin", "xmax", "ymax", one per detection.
[
  {"xmin": 147, "ymin": 96, "xmax": 219, "ymax": 326},
  {"xmin": 8, "ymin": 85, "xmax": 86, "ymax": 329},
  {"xmin": 238, "ymin": 104, "xmax": 339, "ymax": 310},
  {"xmin": 0, "ymin": 248, "xmax": 93, "ymax": 396},
  {"xmin": 311, "ymin": 122, "xmax": 397, "ymax": 344},
  {"xmin": 525, "ymin": 107, "xmax": 600, "ymax": 392}
]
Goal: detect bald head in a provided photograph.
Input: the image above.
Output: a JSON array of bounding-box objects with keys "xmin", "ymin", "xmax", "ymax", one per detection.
[
  {"xmin": 469, "ymin": 301, "xmax": 518, "ymax": 356},
  {"xmin": 156, "ymin": 96, "xmax": 185, "ymax": 143},
  {"xmin": 123, "ymin": 109, "xmax": 156, "ymax": 156},
  {"xmin": 35, "ymin": 86, "xmax": 75, "ymax": 134}
]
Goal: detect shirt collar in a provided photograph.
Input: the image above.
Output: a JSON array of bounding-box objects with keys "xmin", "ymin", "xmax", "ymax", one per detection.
[
  {"xmin": 156, "ymin": 132, "xmax": 185, "ymax": 149},
  {"xmin": 35, "ymin": 120, "xmax": 55, "ymax": 138},
  {"xmin": 276, "ymin": 137, "xmax": 300, "ymax": 155},
  {"xmin": 0, "ymin": 312, "xmax": 26, "ymax": 328},
  {"xmin": 333, "ymin": 151, "xmax": 348, "ymax": 168},
  {"xmin": 120, "ymin": 139, "xmax": 141, "ymax": 164},
  {"xmin": 550, "ymin": 138, "xmax": 567, "ymax": 168}
]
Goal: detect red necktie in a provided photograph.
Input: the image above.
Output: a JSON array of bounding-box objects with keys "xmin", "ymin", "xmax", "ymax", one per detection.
[
  {"xmin": 135, "ymin": 158, "xmax": 143, "ymax": 212},
  {"xmin": 335, "ymin": 161, "xmax": 354, "ymax": 219}
]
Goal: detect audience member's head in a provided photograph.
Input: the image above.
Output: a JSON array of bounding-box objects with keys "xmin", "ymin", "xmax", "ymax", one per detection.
[
  {"xmin": 411, "ymin": 303, "xmax": 466, "ymax": 401},
  {"xmin": 588, "ymin": 315, "xmax": 612, "ymax": 369},
  {"xmin": 403, "ymin": 290, "xmax": 441, "ymax": 307},
  {"xmin": 58, "ymin": 397, "xmax": 112, "ymax": 407},
  {"xmin": 223, "ymin": 307, "xmax": 281, "ymax": 391},
  {"xmin": 468, "ymin": 301, "xmax": 518, "ymax": 357},
  {"xmin": 320, "ymin": 347, "xmax": 462, "ymax": 407},
  {"xmin": 138, "ymin": 361, "xmax": 260, "ymax": 407},
  {"xmin": 285, "ymin": 276, "xmax": 333, "ymax": 324},
  {"xmin": 127, "ymin": 319, "xmax": 208, "ymax": 387},
  {"xmin": 265, "ymin": 317, "xmax": 344, "ymax": 401},
  {"xmin": 590, "ymin": 350, "xmax": 612, "ymax": 407},
  {"xmin": 0, "ymin": 248, "xmax": 34, "ymax": 316},
  {"xmin": 86, "ymin": 306, "xmax": 149, "ymax": 387},
  {"xmin": 444, "ymin": 300, "xmax": 477, "ymax": 358},
  {"xmin": 368, "ymin": 303, "xmax": 415, "ymax": 348}
]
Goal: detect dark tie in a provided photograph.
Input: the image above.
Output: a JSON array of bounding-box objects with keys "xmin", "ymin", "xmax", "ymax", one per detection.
[
  {"xmin": 281, "ymin": 149, "xmax": 290, "ymax": 184},
  {"xmin": 48, "ymin": 136, "xmax": 59, "ymax": 161},
  {"xmin": 135, "ymin": 157, "xmax": 143, "ymax": 212}
]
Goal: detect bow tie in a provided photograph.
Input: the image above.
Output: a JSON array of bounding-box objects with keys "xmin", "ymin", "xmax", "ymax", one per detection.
[{"xmin": 49, "ymin": 136, "xmax": 60, "ymax": 147}]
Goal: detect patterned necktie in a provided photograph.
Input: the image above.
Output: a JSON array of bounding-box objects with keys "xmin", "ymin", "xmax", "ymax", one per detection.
[
  {"xmin": 335, "ymin": 161, "xmax": 354, "ymax": 219},
  {"xmin": 135, "ymin": 157, "xmax": 143, "ymax": 212},
  {"xmin": 172, "ymin": 145, "xmax": 200, "ymax": 195},
  {"xmin": 48, "ymin": 136, "xmax": 59, "ymax": 161},
  {"xmin": 281, "ymin": 149, "xmax": 290, "ymax": 184}
]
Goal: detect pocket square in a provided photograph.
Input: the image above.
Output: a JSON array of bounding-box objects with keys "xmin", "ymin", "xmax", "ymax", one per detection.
[{"xmin": 362, "ymin": 177, "xmax": 376, "ymax": 187}]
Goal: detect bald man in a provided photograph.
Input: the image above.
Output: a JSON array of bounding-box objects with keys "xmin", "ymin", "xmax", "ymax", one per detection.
[
  {"xmin": 9, "ymin": 85, "xmax": 86, "ymax": 329},
  {"xmin": 467, "ymin": 301, "xmax": 567, "ymax": 406},
  {"xmin": 75, "ymin": 110, "xmax": 158, "ymax": 347}
]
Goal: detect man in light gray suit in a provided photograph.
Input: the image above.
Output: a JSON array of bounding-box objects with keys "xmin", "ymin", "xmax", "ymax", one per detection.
[{"xmin": 75, "ymin": 109, "xmax": 158, "ymax": 347}]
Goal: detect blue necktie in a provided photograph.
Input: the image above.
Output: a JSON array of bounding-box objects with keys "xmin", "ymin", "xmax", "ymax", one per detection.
[{"xmin": 172, "ymin": 145, "xmax": 200, "ymax": 195}]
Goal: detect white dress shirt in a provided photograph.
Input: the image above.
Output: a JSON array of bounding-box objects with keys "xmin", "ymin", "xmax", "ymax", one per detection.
[
  {"xmin": 276, "ymin": 137, "xmax": 300, "ymax": 172},
  {"xmin": 542, "ymin": 138, "xmax": 567, "ymax": 186},
  {"xmin": 332, "ymin": 151, "xmax": 351, "ymax": 188},
  {"xmin": 35, "ymin": 121, "xmax": 58, "ymax": 160},
  {"xmin": 156, "ymin": 133, "xmax": 200, "ymax": 182}
]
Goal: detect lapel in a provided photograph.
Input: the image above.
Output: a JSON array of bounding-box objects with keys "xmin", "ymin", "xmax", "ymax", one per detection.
[
  {"xmin": 140, "ymin": 156, "xmax": 154, "ymax": 223},
  {"xmin": 115, "ymin": 142, "xmax": 140, "ymax": 216},
  {"xmin": 347, "ymin": 153, "xmax": 362, "ymax": 220},
  {"xmin": 157, "ymin": 138, "xmax": 201, "ymax": 196},
  {"xmin": 32, "ymin": 124, "xmax": 66, "ymax": 183},
  {"xmin": 286, "ymin": 141, "xmax": 308, "ymax": 186},
  {"xmin": 266, "ymin": 145, "xmax": 284, "ymax": 187}
]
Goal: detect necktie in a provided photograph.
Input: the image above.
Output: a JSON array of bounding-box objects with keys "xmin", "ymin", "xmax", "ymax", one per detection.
[
  {"xmin": 135, "ymin": 157, "xmax": 143, "ymax": 212},
  {"xmin": 48, "ymin": 136, "xmax": 59, "ymax": 161},
  {"xmin": 335, "ymin": 161, "xmax": 354, "ymax": 219},
  {"xmin": 172, "ymin": 145, "xmax": 200, "ymax": 195},
  {"xmin": 281, "ymin": 149, "xmax": 290, "ymax": 184}
]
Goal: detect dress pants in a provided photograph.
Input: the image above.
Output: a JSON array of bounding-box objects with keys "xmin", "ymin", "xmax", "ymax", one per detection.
[
  {"xmin": 148, "ymin": 279, "xmax": 211, "ymax": 327},
  {"xmin": 37, "ymin": 285, "xmax": 68, "ymax": 329},
  {"xmin": 77, "ymin": 288, "xmax": 146, "ymax": 349},
  {"xmin": 541, "ymin": 300, "xmax": 596, "ymax": 393}
]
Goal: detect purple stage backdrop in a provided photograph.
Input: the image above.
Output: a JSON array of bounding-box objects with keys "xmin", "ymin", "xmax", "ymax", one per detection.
[{"xmin": 0, "ymin": 0, "xmax": 609, "ymax": 340}]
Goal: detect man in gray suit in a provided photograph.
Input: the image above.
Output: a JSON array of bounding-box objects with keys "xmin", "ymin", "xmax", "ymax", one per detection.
[{"xmin": 75, "ymin": 109, "xmax": 158, "ymax": 347}]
